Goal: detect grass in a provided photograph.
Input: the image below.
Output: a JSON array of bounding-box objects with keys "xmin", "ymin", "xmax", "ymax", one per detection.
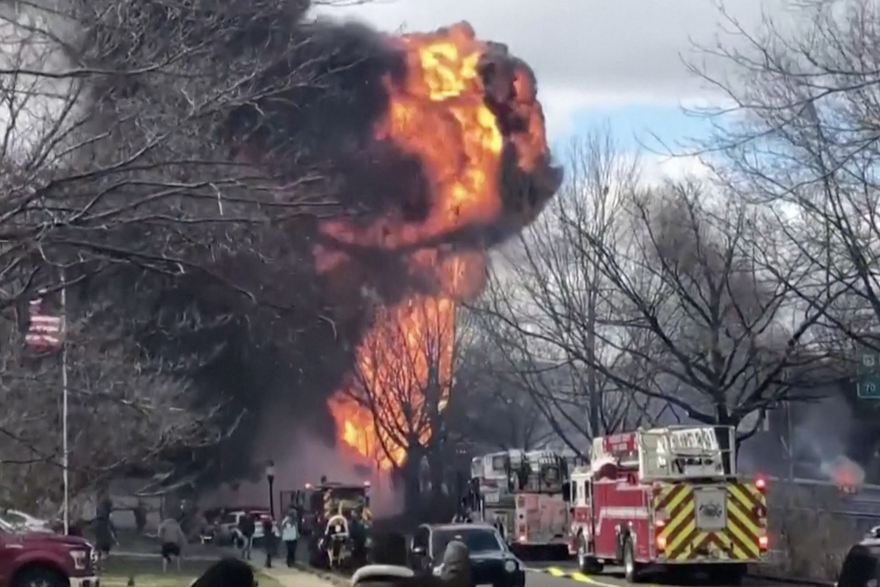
[{"xmin": 100, "ymin": 555, "xmax": 285, "ymax": 587}]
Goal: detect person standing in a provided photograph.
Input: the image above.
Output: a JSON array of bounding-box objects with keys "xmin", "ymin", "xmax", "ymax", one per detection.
[
  {"xmin": 238, "ymin": 513, "xmax": 255, "ymax": 560},
  {"xmin": 281, "ymin": 510, "xmax": 299, "ymax": 567},
  {"xmin": 349, "ymin": 508, "xmax": 367, "ymax": 566},
  {"xmin": 94, "ymin": 512, "xmax": 116, "ymax": 562},
  {"xmin": 157, "ymin": 516, "xmax": 187, "ymax": 573},
  {"xmin": 261, "ymin": 517, "xmax": 277, "ymax": 568}
]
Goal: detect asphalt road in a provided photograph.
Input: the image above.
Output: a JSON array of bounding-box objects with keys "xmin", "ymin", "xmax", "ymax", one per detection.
[
  {"xmin": 249, "ymin": 546, "xmax": 824, "ymax": 587},
  {"xmin": 523, "ymin": 561, "xmax": 821, "ymax": 587}
]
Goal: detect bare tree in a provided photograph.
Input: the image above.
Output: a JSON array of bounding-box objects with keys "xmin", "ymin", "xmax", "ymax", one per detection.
[
  {"xmin": 448, "ymin": 313, "xmax": 554, "ymax": 452},
  {"xmin": 687, "ymin": 0, "xmax": 880, "ymax": 353},
  {"xmin": 0, "ymin": 0, "xmax": 386, "ymax": 486},
  {"xmin": 338, "ymin": 296, "xmax": 454, "ymax": 506},
  {"xmin": 472, "ymin": 132, "xmax": 660, "ymax": 456},
  {"xmin": 0, "ymin": 306, "xmax": 230, "ymax": 512},
  {"xmin": 475, "ymin": 124, "xmax": 831, "ymax": 445}
]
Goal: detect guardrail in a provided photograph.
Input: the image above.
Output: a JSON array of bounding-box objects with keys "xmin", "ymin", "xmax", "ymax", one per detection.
[{"xmin": 760, "ymin": 475, "xmax": 880, "ymax": 519}]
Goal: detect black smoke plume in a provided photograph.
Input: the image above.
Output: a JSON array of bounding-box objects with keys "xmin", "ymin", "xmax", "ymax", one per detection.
[{"xmin": 55, "ymin": 0, "xmax": 561, "ymax": 482}]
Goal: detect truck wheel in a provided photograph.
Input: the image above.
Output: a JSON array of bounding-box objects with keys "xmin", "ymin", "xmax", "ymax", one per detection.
[
  {"xmin": 14, "ymin": 567, "xmax": 67, "ymax": 587},
  {"xmin": 622, "ymin": 537, "xmax": 642, "ymax": 583},
  {"xmin": 576, "ymin": 535, "xmax": 603, "ymax": 574}
]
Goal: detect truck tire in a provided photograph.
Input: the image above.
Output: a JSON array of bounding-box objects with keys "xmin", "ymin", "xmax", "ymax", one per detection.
[
  {"xmin": 576, "ymin": 534, "xmax": 603, "ymax": 575},
  {"xmin": 622, "ymin": 537, "xmax": 642, "ymax": 583},
  {"xmin": 14, "ymin": 567, "xmax": 67, "ymax": 587}
]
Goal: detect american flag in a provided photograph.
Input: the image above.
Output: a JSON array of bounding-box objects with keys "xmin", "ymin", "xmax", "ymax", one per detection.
[{"xmin": 26, "ymin": 295, "xmax": 64, "ymax": 350}]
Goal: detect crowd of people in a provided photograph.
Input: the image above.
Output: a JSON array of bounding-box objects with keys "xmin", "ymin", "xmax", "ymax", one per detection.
[{"xmin": 230, "ymin": 509, "xmax": 300, "ymax": 568}]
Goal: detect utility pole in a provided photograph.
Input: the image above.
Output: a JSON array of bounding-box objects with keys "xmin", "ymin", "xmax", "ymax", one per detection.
[
  {"xmin": 25, "ymin": 272, "xmax": 69, "ymax": 534},
  {"xmin": 61, "ymin": 269, "xmax": 69, "ymax": 535}
]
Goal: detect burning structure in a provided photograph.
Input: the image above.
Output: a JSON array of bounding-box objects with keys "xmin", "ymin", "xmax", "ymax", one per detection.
[{"xmin": 312, "ymin": 22, "xmax": 561, "ymax": 470}]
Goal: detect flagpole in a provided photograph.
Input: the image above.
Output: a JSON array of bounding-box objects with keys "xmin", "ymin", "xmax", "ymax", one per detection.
[{"xmin": 60, "ymin": 268, "xmax": 69, "ymax": 535}]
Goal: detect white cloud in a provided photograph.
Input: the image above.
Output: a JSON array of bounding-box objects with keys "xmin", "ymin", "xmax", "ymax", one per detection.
[
  {"xmin": 317, "ymin": 0, "xmax": 798, "ymax": 133},
  {"xmin": 0, "ymin": 4, "xmax": 79, "ymax": 162},
  {"xmin": 641, "ymin": 154, "xmax": 711, "ymax": 185}
]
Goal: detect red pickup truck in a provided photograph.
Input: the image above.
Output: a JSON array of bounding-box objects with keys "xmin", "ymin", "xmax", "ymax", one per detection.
[{"xmin": 0, "ymin": 521, "xmax": 98, "ymax": 587}]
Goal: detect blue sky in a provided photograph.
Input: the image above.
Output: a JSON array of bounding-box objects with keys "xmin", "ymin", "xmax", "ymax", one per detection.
[
  {"xmin": 317, "ymin": 0, "xmax": 786, "ymax": 181},
  {"xmin": 556, "ymin": 103, "xmax": 716, "ymax": 156}
]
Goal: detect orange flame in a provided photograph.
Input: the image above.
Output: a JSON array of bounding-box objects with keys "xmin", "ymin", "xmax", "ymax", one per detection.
[
  {"xmin": 317, "ymin": 23, "xmax": 548, "ymax": 470},
  {"xmin": 329, "ymin": 297, "xmax": 454, "ymax": 469}
]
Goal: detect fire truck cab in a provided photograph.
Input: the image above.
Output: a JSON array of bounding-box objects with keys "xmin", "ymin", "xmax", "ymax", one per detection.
[
  {"xmin": 470, "ymin": 450, "xmax": 570, "ymax": 558},
  {"xmin": 566, "ymin": 426, "xmax": 768, "ymax": 584}
]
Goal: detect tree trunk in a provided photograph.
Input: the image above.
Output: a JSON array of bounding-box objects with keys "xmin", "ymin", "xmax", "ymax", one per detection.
[
  {"xmin": 427, "ymin": 445, "xmax": 444, "ymax": 499},
  {"xmin": 402, "ymin": 448, "xmax": 423, "ymax": 515}
]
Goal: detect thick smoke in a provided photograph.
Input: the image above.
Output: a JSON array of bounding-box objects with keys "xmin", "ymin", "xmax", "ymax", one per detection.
[
  {"xmin": 203, "ymin": 428, "xmax": 405, "ymax": 518},
  {"xmin": 223, "ymin": 18, "xmax": 562, "ymax": 305},
  {"xmin": 8, "ymin": 0, "xmax": 561, "ymax": 483}
]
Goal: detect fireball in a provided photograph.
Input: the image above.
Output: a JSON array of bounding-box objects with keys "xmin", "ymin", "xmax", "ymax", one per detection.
[{"xmin": 314, "ymin": 22, "xmax": 560, "ymax": 470}]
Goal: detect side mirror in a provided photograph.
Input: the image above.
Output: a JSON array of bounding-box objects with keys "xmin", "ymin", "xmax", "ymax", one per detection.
[{"xmin": 561, "ymin": 482, "xmax": 571, "ymax": 503}]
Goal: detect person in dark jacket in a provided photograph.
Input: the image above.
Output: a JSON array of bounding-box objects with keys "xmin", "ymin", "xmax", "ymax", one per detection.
[
  {"xmin": 838, "ymin": 544, "xmax": 879, "ymax": 587},
  {"xmin": 452, "ymin": 498, "xmax": 473, "ymax": 523},
  {"xmin": 94, "ymin": 514, "xmax": 117, "ymax": 560},
  {"xmin": 439, "ymin": 540, "xmax": 473, "ymax": 587},
  {"xmin": 262, "ymin": 518, "xmax": 277, "ymax": 568},
  {"xmin": 349, "ymin": 508, "xmax": 367, "ymax": 565},
  {"xmin": 238, "ymin": 514, "xmax": 255, "ymax": 560}
]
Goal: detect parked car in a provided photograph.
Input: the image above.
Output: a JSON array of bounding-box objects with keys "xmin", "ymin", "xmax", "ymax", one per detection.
[
  {"xmin": 408, "ymin": 524, "xmax": 525, "ymax": 587},
  {"xmin": 0, "ymin": 510, "xmax": 53, "ymax": 533},
  {"xmin": 0, "ymin": 517, "xmax": 98, "ymax": 587},
  {"xmin": 351, "ymin": 564, "xmax": 415, "ymax": 587},
  {"xmin": 216, "ymin": 508, "xmax": 272, "ymax": 546}
]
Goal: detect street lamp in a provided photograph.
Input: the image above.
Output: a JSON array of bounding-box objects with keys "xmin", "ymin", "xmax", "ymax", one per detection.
[{"xmin": 266, "ymin": 461, "xmax": 276, "ymax": 518}]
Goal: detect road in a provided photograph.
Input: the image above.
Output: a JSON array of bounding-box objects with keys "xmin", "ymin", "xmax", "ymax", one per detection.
[
  {"xmin": 253, "ymin": 549, "xmax": 824, "ymax": 587},
  {"xmin": 523, "ymin": 561, "xmax": 821, "ymax": 587}
]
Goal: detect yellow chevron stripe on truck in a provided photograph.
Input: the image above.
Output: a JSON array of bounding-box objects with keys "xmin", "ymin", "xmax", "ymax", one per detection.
[
  {"xmin": 652, "ymin": 481, "xmax": 767, "ymax": 563},
  {"xmin": 323, "ymin": 489, "xmax": 334, "ymax": 521}
]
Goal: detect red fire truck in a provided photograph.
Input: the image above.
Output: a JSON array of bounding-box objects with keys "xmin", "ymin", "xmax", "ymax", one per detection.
[
  {"xmin": 565, "ymin": 426, "xmax": 768, "ymax": 584},
  {"xmin": 469, "ymin": 450, "xmax": 569, "ymax": 558}
]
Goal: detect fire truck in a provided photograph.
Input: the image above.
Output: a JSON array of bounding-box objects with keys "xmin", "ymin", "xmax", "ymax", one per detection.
[
  {"xmin": 470, "ymin": 449, "xmax": 570, "ymax": 558},
  {"xmin": 565, "ymin": 426, "xmax": 768, "ymax": 584},
  {"xmin": 282, "ymin": 478, "xmax": 372, "ymax": 567}
]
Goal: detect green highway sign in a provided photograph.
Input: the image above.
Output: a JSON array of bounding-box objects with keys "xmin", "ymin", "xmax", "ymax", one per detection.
[{"xmin": 858, "ymin": 351, "xmax": 880, "ymax": 398}]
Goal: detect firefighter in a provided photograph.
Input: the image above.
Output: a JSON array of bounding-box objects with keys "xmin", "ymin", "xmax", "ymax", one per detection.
[
  {"xmin": 452, "ymin": 498, "xmax": 472, "ymax": 523},
  {"xmin": 494, "ymin": 518, "xmax": 505, "ymax": 540},
  {"xmin": 349, "ymin": 507, "xmax": 367, "ymax": 566},
  {"xmin": 323, "ymin": 512, "xmax": 350, "ymax": 569}
]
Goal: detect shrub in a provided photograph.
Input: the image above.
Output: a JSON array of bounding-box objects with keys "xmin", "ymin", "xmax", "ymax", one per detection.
[{"xmin": 756, "ymin": 480, "xmax": 861, "ymax": 582}]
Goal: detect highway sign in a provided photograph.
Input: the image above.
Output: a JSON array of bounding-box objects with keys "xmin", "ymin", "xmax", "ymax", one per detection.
[{"xmin": 858, "ymin": 352, "xmax": 880, "ymax": 398}]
